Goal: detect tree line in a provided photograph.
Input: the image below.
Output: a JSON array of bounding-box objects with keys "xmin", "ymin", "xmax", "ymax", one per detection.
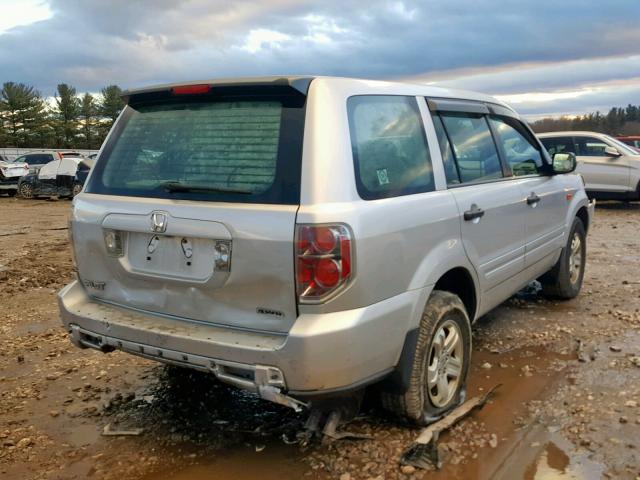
[
  {"xmin": 0, "ymin": 82, "xmax": 125, "ymax": 150},
  {"xmin": 530, "ymin": 104, "xmax": 640, "ymax": 135}
]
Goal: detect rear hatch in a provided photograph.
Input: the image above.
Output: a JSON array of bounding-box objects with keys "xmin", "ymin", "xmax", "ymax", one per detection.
[{"xmin": 75, "ymin": 80, "xmax": 308, "ymax": 333}]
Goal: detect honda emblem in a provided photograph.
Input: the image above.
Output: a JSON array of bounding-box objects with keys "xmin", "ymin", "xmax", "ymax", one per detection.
[{"xmin": 150, "ymin": 212, "xmax": 168, "ymax": 233}]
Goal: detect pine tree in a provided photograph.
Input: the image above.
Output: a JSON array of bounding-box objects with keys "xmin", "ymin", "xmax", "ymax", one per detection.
[
  {"xmin": 79, "ymin": 92, "xmax": 98, "ymax": 149},
  {"xmin": 98, "ymin": 85, "xmax": 124, "ymax": 138},
  {"xmin": 0, "ymin": 82, "xmax": 49, "ymax": 147},
  {"xmin": 53, "ymin": 83, "xmax": 80, "ymax": 148}
]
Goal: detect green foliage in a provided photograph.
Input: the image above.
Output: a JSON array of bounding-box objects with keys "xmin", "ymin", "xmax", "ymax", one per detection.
[
  {"xmin": 53, "ymin": 83, "xmax": 81, "ymax": 148},
  {"xmin": 0, "ymin": 81, "xmax": 125, "ymax": 149},
  {"xmin": 531, "ymin": 104, "xmax": 640, "ymax": 135},
  {"xmin": 98, "ymin": 85, "xmax": 125, "ymax": 138},
  {"xmin": 79, "ymin": 92, "xmax": 99, "ymax": 149},
  {"xmin": 0, "ymin": 82, "xmax": 50, "ymax": 147}
]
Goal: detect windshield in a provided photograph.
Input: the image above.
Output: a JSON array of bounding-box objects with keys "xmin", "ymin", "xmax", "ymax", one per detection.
[
  {"xmin": 86, "ymin": 95, "xmax": 305, "ymax": 204},
  {"xmin": 605, "ymin": 135, "xmax": 640, "ymax": 156}
]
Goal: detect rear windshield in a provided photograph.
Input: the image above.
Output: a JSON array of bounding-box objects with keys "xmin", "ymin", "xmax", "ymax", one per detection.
[{"xmin": 86, "ymin": 95, "xmax": 305, "ymax": 204}]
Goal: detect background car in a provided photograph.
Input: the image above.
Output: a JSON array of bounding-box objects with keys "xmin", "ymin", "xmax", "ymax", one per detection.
[
  {"xmin": 0, "ymin": 157, "xmax": 29, "ymax": 196},
  {"xmin": 616, "ymin": 136, "xmax": 640, "ymax": 153},
  {"xmin": 12, "ymin": 151, "xmax": 62, "ymax": 174},
  {"xmin": 539, "ymin": 131, "xmax": 640, "ymax": 200},
  {"xmin": 18, "ymin": 156, "xmax": 94, "ymax": 199}
]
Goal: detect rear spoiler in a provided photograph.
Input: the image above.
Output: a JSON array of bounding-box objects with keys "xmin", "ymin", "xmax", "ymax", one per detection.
[{"xmin": 122, "ymin": 77, "xmax": 314, "ymax": 105}]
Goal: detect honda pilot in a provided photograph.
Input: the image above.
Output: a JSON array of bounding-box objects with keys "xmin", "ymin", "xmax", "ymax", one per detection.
[{"xmin": 59, "ymin": 77, "xmax": 594, "ymax": 423}]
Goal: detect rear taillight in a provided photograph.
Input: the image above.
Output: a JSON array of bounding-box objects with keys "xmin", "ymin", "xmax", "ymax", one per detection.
[{"xmin": 295, "ymin": 224, "xmax": 353, "ymax": 303}]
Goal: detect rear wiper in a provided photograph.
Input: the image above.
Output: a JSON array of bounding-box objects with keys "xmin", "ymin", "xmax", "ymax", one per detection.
[{"xmin": 160, "ymin": 181, "xmax": 252, "ymax": 195}]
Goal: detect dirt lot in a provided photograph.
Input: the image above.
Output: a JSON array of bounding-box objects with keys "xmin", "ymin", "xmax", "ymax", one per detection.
[{"xmin": 0, "ymin": 197, "xmax": 639, "ymax": 480}]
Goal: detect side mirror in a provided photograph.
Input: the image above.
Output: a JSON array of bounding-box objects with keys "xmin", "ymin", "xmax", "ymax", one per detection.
[
  {"xmin": 552, "ymin": 152, "xmax": 577, "ymax": 174},
  {"xmin": 604, "ymin": 146, "xmax": 621, "ymax": 157}
]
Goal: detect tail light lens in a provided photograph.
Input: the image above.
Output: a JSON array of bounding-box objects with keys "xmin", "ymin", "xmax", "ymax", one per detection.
[{"xmin": 295, "ymin": 224, "xmax": 353, "ymax": 303}]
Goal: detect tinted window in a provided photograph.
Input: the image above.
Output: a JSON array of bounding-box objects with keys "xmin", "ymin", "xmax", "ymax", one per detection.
[
  {"xmin": 440, "ymin": 113, "xmax": 503, "ymax": 183},
  {"xmin": 574, "ymin": 136, "xmax": 608, "ymax": 156},
  {"xmin": 348, "ymin": 96, "xmax": 434, "ymax": 199},
  {"xmin": 24, "ymin": 154, "xmax": 53, "ymax": 165},
  {"xmin": 539, "ymin": 136, "xmax": 575, "ymax": 156},
  {"xmin": 87, "ymin": 96, "xmax": 305, "ymax": 205},
  {"xmin": 432, "ymin": 115, "xmax": 460, "ymax": 185},
  {"xmin": 490, "ymin": 117, "xmax": 543, "ymax": 176}
]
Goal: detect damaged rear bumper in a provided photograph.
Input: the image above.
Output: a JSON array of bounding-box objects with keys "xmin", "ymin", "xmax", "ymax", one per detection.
[{"xmin": 59, "ymin": 280, "xmax": 426, "ymax": 409}]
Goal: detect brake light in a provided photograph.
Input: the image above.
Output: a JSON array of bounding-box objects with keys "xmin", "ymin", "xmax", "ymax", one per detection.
[
  {"xmin": 171, "ymin": 84, "xmax": 211, "ymax": 95},
  {"xmin": 295, "ymin": 224, "xmax": 353, "ymax": 303}
]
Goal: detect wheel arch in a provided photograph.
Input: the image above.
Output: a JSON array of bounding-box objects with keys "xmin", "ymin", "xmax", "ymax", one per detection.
[
  {"xmin": 575, "ymin": 205, "xmax": 590, "ymax": 233},
  {"xmin": 432, "ymin": 267, "xmax": 478, "ymax": 322}
]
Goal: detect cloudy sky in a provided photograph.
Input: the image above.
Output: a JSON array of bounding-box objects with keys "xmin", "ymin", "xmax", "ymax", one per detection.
[{"xmin": 1, "ymin": 0, "xmax": 638, "ymax": 119}]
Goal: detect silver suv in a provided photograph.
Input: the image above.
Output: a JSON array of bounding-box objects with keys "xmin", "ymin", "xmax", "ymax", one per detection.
[{"xmin": 59, "ymin": 77, "xmax": 594, "ymax": 423}]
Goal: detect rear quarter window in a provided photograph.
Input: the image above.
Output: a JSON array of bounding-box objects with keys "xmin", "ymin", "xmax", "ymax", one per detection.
[{"xmin": 347, "ymin": 95, "xmax": 435, "ymax": 200}]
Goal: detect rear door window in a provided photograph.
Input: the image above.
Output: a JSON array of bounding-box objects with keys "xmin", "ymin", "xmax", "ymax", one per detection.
[
  {"xmin": 489, "ymin": 117, "xmax": 544, "ymax": 176},
  {"xmin": 87, "ymin": 96, "xmax": 305, "ymax": 204},
  {"xmin": 539, "ymin": 136, "xmax": 575, "ymax": 156},
  {"xmin": 440, "ymin": 113, "xmax": 503, "ymax": 183},
  {"xmin": 347, "ymin": 95, "xmax": 434, "ymax": 200},
  {"xmin": 574, "ymin": 136, "xmax": 609, "ymax": 156}
]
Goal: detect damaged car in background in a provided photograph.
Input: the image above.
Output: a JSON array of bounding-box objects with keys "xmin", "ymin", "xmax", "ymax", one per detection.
[
  {"xmin": 59, "ymin": 77, "xmax": 593, "ymax": 435},
  {"xmin": 18, "ymin": 156, "xmax": 94, "ymax": 199},
  {"xmin": 0, "ymin": 156, "xmax": 29, "ymax": 197}
]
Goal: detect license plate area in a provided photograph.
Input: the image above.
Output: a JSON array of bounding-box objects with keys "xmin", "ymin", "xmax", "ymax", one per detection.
[{"xmin": 125, "ymin": 233, "xmax": 217, "ymax": 282}]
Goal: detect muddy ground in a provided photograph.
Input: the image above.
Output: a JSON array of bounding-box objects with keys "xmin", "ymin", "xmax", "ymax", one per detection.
[{"xmin": 0, "ymin": 197, "xmax": 638, "ymax": 480}]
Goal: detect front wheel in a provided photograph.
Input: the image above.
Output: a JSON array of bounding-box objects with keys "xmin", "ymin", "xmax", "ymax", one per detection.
[
  {"xmin": 19, "ymin": 182, "xmax": 34, "ymax": 199},
  {"xmin": 381, "ymin": 290, "xmax": 471, "ymax": 425},
  {"xmin": 540, "ymin": 217, "xmax": 586, "ymax": 299}
]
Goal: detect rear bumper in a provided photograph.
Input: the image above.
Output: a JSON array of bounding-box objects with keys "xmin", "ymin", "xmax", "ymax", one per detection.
[{"xmin": 58, "ymin": 280, "xmax": 427, "ymax": 401}]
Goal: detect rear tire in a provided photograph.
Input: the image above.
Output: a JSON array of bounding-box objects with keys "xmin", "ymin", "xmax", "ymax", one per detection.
[
  {"xmin": 540, "ymin": 217, "xmax": 586, "ymax": 299},
  {"xmin": 380, "ymin": 290, "xmax": 471, "ymax": 425}
]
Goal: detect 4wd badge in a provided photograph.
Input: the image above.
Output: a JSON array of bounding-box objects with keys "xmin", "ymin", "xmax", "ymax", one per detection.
[{"xmin": 150, "ymin": 212, "xmax": 168, "ymax": 233}]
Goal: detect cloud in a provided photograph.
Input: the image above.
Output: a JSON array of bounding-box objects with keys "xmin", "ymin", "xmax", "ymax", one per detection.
[
  {"xmin": 0, "ymin": 0, "xmax": 51, "ymax": 34},
  {"xmin": 0, "ymin": 0, "xmax": 638, "ymax": 116}
]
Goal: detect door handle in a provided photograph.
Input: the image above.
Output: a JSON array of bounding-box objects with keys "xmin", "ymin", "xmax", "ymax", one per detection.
[
  {"xmin": 463, "ymin": 204, "xmax": 485, "ymax": 221},
  {"xmin": 526, "ymin": 193, "xmax": 541, "ymax": 205}
]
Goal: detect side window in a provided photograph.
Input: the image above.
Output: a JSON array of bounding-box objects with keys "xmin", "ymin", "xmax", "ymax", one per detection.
[
  {"xmin": 539, "ymin": 136, "xmax": 575, "ymax": 156},
  {"xmin": 489, "ymin": 117, "xmax": 544, "ymax": 176},
  {"xmin": 432, "ymin": 115, "xmax": 460, "ymax": 185},
  {"xmin": 440, "ymin": 113, "xmax": 503, "ymax": 183},
  {"xmin": 347, "ymin": 96, "xmax": 435, "ymax": 200},
  {"xmin": 26, "ymin": 154, "xmax": 52, "ymax": 165},
  {"xmin": 574, "ymin": 137, "xmax": 609, "ymax": 156}
]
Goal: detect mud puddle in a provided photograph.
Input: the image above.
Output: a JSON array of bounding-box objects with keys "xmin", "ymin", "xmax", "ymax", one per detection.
[
  {"xmin": 494, "ymin": 427, "xmax": 605, "ymax": 480},
  {"xmin": 142, "ymin": 444, "xmax": 311, "ymax": 480},
  {"xmin": 134, "ymin": 345, "xmax": 574, "ymax": 480}
]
